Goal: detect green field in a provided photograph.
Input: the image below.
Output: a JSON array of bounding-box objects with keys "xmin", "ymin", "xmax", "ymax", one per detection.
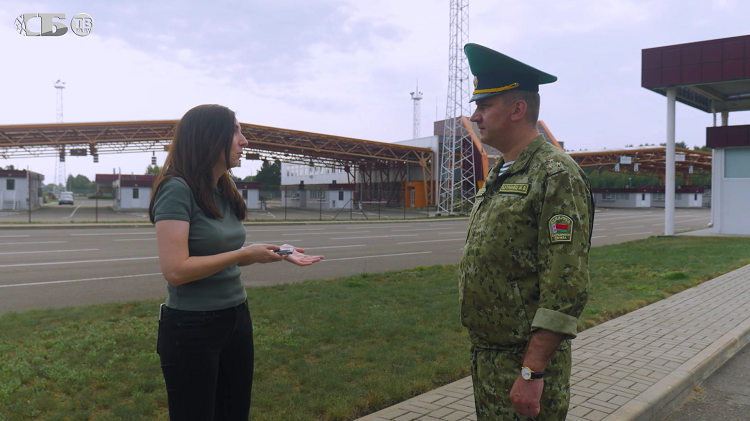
[{"xmin": 2, "ymin": 236, "xmax": 750, "ymax": 421}]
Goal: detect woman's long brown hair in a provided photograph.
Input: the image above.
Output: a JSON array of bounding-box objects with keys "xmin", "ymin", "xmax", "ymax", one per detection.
[{"xmin": 149, "ymin": 104, "xmax": 247, "ymax": 222}]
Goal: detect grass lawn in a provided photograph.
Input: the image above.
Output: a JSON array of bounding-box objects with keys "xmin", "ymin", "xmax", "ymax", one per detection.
[{"xmin": 2, "ymin": 236, "xmax": 750, "ymax": 420}]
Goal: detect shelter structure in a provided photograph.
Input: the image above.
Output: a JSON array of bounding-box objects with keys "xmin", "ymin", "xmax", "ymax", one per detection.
[
  {"xmin": 0, "ymin": 120, "xmax": 433, "ymax": 208},
  {"xmin": 642, "ymin": 34, "xmax": 750, "ymax": 235},
  {"xmin": 569, "ymin": 146, "xmax": 712, "ymax": 184},
  {"xmin": 0, "ymin": 169, "xmax": 43, "ymax": 210}
]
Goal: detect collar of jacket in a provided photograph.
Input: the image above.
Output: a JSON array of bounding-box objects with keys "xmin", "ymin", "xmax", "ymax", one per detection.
[{"xmin": 486, "ymin": 133, "xmax": 546, "ymax": 187}]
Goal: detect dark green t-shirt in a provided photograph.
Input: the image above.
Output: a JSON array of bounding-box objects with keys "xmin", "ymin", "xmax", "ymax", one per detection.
[{"xmin": 153, "ymin": 177, "xmax": 247, "ymax": 311}]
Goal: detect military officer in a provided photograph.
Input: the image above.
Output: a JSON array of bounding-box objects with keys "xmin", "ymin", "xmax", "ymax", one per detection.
[{"xmin": 459, "ymin": 43, "xmax": 594, "ymax": 420}]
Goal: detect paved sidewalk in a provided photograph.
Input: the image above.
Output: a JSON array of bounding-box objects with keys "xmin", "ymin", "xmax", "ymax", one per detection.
[{"xmin": 356, "ymin": 264, "xmax": 750, "ymax": 421}]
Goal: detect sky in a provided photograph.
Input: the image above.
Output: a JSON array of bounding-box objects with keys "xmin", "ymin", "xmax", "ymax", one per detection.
[{"xmin": 2, "ymin": 0, "xmax": 750, "ymax": 184}]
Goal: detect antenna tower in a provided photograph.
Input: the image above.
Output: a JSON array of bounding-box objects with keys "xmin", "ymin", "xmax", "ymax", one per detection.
[
  {"xmin": 54, "ymin": 80, "xmax": 66, "ymax": 194},
  {"xmin": 436, "ymin": 0, "xmax": 475, "ymax": 216},
  {"xmin": 410, "ymin": 81, "xmax": 423, "ymax": 138}
]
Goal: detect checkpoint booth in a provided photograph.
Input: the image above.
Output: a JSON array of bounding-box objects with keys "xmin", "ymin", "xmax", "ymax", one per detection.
[
  {"xmin": 112, "ymin": 175, "xmax": 156, "ymax": 211},
  {"xmin": 280, "ymin": 183, "xmax": 354, "ymax": 210},
  {"xmin": 0, "ymin": 169, "xmax": 44, "ymax": 210},
  {"xmin": 642, "ymin": 34, "xmax": 750, "ymax": 235},
  {"xmin": 94, "ymin": 174, "xmax": 118, "ymax": 198},
  {"xmin": 593, "ymin": 186, "xmax": 707, "ymax": 208},
  {"xmin": 235, "ymin": 182, "xmax": 261, "ymax": 209}
]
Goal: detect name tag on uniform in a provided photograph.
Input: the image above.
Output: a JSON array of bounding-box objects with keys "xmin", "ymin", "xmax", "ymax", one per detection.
[{"xmin": 498, "ymin": 183, "xmax": 530, "ymax": 195}]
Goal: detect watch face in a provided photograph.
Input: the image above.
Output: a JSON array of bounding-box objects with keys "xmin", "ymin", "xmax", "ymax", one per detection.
[{"xmin": 521, "ymin": 367, "xmax": 532, "ymax": 380}]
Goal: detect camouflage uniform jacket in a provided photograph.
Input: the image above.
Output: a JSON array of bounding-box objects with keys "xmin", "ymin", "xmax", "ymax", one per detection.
[{"xmin": 459, "ymin": 134, "xmax": 594, "ymax": 349}]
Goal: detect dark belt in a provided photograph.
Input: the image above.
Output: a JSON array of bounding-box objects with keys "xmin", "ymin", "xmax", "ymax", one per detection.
[{"xmin": 164, "ymin": 299, "xmax": 248, "ymax": 315}]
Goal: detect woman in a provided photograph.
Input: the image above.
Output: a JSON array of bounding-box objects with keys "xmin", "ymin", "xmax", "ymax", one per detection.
[{"xmin": 149, "ymin": 104, "xmax": 323, "ymax": 420}]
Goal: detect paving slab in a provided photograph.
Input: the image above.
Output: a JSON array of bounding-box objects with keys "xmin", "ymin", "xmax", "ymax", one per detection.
[{"xmin": 355, "ymin": 264, "xmax": 750, "ymax": 421}]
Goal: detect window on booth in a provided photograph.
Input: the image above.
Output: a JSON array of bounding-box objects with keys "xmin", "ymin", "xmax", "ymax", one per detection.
[
  {"xmin": 725, "ymin": 148, "xmax": 750, "ymax": 178},
  {"xmin": 6, "ymin": 179, "xmax": 15, "ymax": 190},
  {"xmin": 338, "ymin": 191, "xmax": 344, "ymax": 201},
  {"xmin": 242, "ymin": 189, "xmax": 248, "ymax": 199},
  {"xmin": 642, "ymin": 194, "xmax": 646, "ymax": 201},
  {"xmin": 133, "ymin": 188, "xmax": 139, "ymax": 199}
]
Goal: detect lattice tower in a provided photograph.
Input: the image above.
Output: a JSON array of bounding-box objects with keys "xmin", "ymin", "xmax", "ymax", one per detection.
[
  {"xmin": 54, "ymin": 80, "xmax": 66, "ymax": 194},
  {"xmin": 410, "ymin": 81, "xmax": 423, "ymax": 139},
  {"xmin": 436, "ymin": 0, "xmax": 475, "ymax": 216}
]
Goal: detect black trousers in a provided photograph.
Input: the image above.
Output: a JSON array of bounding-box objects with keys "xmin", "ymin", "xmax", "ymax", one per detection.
[{"xmin": 157, "ymin": 300, "xmax": 254, "ymax": 421}]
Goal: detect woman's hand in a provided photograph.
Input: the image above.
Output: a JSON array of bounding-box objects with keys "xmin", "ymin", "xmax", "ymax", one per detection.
[
  {"xmin": 238, "ymin": 244, "xmax": 284, "ymax": 266},
  {"xmin": 280, "ymin": 244, "xmax": 324, "ymax": 266}
]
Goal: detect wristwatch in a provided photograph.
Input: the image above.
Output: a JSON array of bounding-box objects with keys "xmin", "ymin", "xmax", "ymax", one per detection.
[{"xmin": 521, "ymin": 367, "xmax": 544, "ymax": 381}]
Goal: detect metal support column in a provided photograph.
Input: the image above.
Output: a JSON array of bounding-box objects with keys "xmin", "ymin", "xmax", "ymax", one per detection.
[{"xmin": 665, "ymin": 88, "xmax": 676, "ymax": 236}]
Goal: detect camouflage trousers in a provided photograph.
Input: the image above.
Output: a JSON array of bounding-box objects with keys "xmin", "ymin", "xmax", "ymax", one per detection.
[{"xmin": 470, "ymin": 343, "xmax": 572, "ymax": 421}]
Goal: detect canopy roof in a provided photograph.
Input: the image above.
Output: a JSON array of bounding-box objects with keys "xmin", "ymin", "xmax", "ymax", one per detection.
[{"xmin": 642, "ymin": 34, "xmax": 750, "ymax": 113}]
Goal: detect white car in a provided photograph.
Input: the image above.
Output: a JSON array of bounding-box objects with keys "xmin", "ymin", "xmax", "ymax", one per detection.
[{"xmin": 58, "ymin": 192, "xmax": 75, "ymax": 205}]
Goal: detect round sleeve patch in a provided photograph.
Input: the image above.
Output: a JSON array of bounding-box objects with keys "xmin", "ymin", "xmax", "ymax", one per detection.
[{"xmin": 549, "ymin": 214, "xmax": 574, "ymax": 243}]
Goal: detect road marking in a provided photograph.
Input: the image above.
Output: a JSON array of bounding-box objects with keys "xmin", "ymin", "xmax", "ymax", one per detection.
[
  {"xmin": 678, "ymin": 218, "xmax": 712, "ymax": 223},
  {"xmin": 591, "ymin": 236, "xmax": 608, "ymax": 239},
  {"xmin": 0, "ymin": 248, "xmax": 98, "ymax": 256},
  {"xmin": 651, "ymin": 217, "xmax": 711, "ymax": 226},
  {"xmin": 114, "ymin": 238, "xmax": 157, "ymax": 241},
  {"xmin": 615, "ymin": 232, "xmax": 653, "ymax": 237},
  {"xmin": 0, "ymin": 272, "xmax": 163, "ymax": 289},
  {"xmin": 428, "ymin": 223, "xmax": 468, "ymax": 227},
  {"xmin": 613, "ymin": 225, "xmax": 645, "ymax": 230},
  {"xmin": 0, "ymin": 256, "xmax": 158, "ymax": 268},
  {"xmin": 321, "ymin": 251, "xmax": 432, "ymax": 262},
  {"xmin": 246, "ymin": 240, "xmax": 301, "ymax": 244},
  {"xmin": 0, "ymin": 235, "xmax": 30, "ymax": 238},
  {"xmin": 247, "ymin": 228, "xmax": 325, "ymax": 233},
  {"xmin": 66, "ymin": 205, "xmax": 82, "ymax": 218},
  {"xmin": 72, "ymin": 232, "xmax": 154, "ymax": 236},
  {"xmin": 283, "ymin": 231, "xmax": 370, "ymax": 236},
  {"xmin": 0, "ymin": 241, "xmax": 67, "ymax": 246},
  {"xmin": 438, "ymin": 231, "xmax": 467, "ymax": 235},
  {"xmin": 302, "ymin": 244, "xmax": 366, "ymax": 250},
  {"xmin": 392, "ymin": 228, "xmax": 436, "ymax": 232},
  {"xmin": 330, "ymin": 234, "xmax": 419, "ymax": 240},
  {"xmin": 607, "ymin": 218, "xmax": 661, "ymax": 225},
  {"xmin": 398, "ymin": 238, "xmax": 464, "ymax": 245}
]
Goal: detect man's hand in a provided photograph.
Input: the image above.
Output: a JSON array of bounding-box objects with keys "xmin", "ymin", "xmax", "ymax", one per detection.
[{"xmin": 510, "ymin": 375, "xmax": 544, "ymax": 417}]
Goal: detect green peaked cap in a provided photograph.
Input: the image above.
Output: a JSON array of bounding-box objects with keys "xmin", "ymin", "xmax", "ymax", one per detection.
[{"xmin": 464, "ymin": 43, "xmax": 557, "ymax": 102}]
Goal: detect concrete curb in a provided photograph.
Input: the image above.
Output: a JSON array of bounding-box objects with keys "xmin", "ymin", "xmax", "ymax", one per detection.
[{"xmin": 603, "ymin": 317, "xmax": 750, "ymax": 421}]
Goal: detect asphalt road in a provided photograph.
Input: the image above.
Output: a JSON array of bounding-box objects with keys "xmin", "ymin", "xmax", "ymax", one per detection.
[
  {"xmin": 665, "ymin": 342, "xmax": 750, "ymax": 421},
  {"xmin": 0, "ymin": 207, "xmax": 711, "ymax": 315}
]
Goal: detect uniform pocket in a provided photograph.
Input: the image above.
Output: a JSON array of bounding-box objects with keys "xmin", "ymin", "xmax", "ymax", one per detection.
[{"xmin": 511, "ymin": 281, "xmax": 533, "ymax": 336}]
